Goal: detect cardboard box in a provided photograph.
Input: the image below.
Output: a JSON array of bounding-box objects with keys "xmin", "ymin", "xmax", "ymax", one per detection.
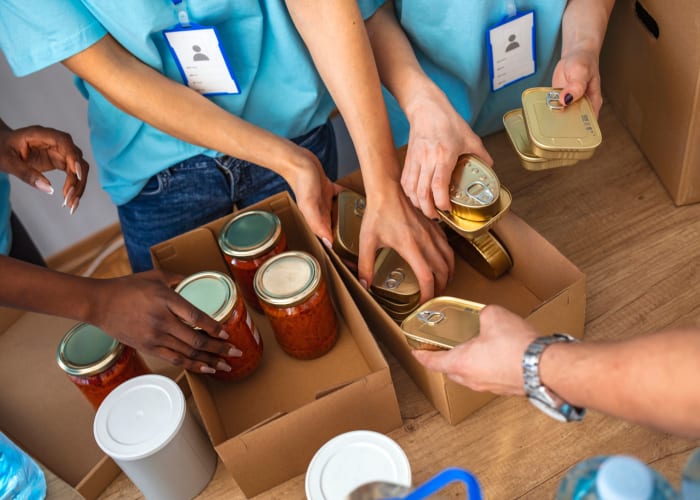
[
  {"xmin": 150, "ymin": 192, "xmax": 402, "ymax": 498},
  {"xmin": 600, "ymin": 0, "xmax": 700, "ymax": 205},
  {"xmin": 333, "ymin": 171, "xmax": 586, "ymax": 425},
  {"xmin": 0, "ymin": 309, "xmax": 182, "ymax": 499}
]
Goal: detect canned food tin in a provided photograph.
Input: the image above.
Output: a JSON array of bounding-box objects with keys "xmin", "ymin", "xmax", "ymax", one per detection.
[
  {"xmin": 521, "ymin": 87, "xmax": 602, "ymax": 160},
  {"xmin": 254, "ymin": 251, "xmax": 338, "ymax": 359},
  {"xmin": 57, "ymin": 323, "xmax": 151, "ymax": 410},
  {"xmin": 401, "ymin": 297, "xmax": 485, "ymax": 350},
  {"xmin": 332, "ymin": 190, "xmax": 365, "ymax": 264},
  {"xmin": 370, "ymin": 248, "xmax": 421, "ymax": 306},
  {"xmin": 445, "ymin": 227, "xmax": 513, "ymax": 279},
  {"xmin": 503, "ymin": 109, "xmax": 580, "ymax": 170},
  {"xmin": 218, "ymin": 210, "xmax": 287, "ymax": 311},
  {"xmin": 175, "ymin": 271, "xmax": 263, "ymax": 381},
  {"xmin": 449, "ymin": 155, "xmax": 501, "ymax": 222},
  {"xmin": 438, "ymin": 185, "xmax": 512, "ymax": 238}
]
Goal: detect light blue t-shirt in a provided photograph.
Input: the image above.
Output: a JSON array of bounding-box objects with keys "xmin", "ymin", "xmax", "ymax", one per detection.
[
  {"xmin": 361, "ymin": 0, "xmax": 567, "ymax": 145},
  {"xmin": 0, "ymin": 173, "xmax": 11, "ymax": 255},
  {"xmin": 0, "ymin": 1, "xmax": 377, "ymax": 206}
]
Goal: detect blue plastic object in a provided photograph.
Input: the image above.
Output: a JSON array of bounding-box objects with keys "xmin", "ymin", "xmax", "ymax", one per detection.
[
  {"xmin": 393, "ymin": 468, "xmax": 483, "ymax": 500},
  {"xmin": 0, "ymin": 431, "xmax": 46, "ymax": 500}
]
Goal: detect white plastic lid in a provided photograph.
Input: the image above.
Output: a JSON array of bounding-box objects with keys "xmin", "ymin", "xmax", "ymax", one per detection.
[
  {"xmin": 596, "ymin": 455, "xmax": 653, "ymax": 500},
  {"xmin": 93, "ymin": 374, "xmax": 185, "ymax": 461},
  {"xmin": 305, "ymin": 430, "xmax": 412, "ymax": 500}
]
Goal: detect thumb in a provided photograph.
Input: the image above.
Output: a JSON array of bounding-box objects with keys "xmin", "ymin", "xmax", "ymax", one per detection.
[
  {"xmin": 412, "ymin": 348, "xmax": 451, "ymax": 373},
  {"xmin": 4, "ymin": 156, "xmax": 54, "ymax": 194}
]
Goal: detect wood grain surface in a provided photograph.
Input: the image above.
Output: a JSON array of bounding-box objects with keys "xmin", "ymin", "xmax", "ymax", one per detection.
[{"xmin": 94, "ymin": 105, "xmax": 700, "ymax": 500}]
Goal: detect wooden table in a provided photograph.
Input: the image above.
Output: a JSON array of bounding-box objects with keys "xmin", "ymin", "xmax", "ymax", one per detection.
[{"xmin": 97, "ymin": 105, "xmax": 700, "ymax": 499}]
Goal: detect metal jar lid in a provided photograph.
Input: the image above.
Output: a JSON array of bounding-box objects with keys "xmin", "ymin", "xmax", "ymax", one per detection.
[
  {"xmin": 449, "ymin": 155, "xmax": 501, "ymax": 221},
  {"xmin": 333, "ymin": 190, "xmax": 365, "ymax": 262},
  {"xmin": 254, "ymin": 251, "xmax": 322, "ymax": 307},
  {"xmin": 401, "ymin": 296, "xmax": 485, "ymax": 350},
  {"xmin": 370, "ymin": 248, "xmax": 421, "ymax": 305},
  {"xmin": 218, "ymin": 210, "xmax": 283, "ymax": 259},
  {"xmin": 521, "ymin": 87, "xmax": 602, "ymax": 160},
  {"xmin": 57, "ymin": 323, "xmax": 124, "ymax": 377},
  {"xmin": 174, "ymin": 270, "xmax": 237, "ymax": 323},
  {"xmin": 503, "ymin": 109, "xmax": 580, "ymax": 170}
]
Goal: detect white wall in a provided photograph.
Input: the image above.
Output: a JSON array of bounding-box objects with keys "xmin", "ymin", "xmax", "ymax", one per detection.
[{"xmin": 0, "ymin": 51, "xmax": 359, "ymax": 259}]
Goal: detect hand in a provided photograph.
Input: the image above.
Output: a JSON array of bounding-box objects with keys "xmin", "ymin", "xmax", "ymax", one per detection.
[
  {"xmin": 552, "ymin": 46, "xmax": 603, "ymax": 117},
  {"xmin": 286, "ymin": 145, "xmax": 340, "ymax": 247},
  {"xmin": 0, "ymin": 124, "xmax": 89, "ymax": 213},
  {"xmin": 402, "ymin": 86, "xmax": 493, "ymax": 219},
  {"xmin": 357, "ymin": 184, "xmax": 454, "ymax": 304},
  {"xmin": 412, "ymin": 304, "xmax": 538, "ymax": 395},
  {"xmin": 87, "ymin": 270, "xmax": 242, "ymax": 374}
]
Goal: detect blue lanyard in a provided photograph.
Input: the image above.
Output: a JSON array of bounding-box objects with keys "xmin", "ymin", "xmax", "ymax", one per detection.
[
  {"xmin": 506, "ymin": 0, "xmax": 517, "ymax": 18},
  {"xmin": 171, "ymin": 0, "xmax": 191, "ymax": 27}
]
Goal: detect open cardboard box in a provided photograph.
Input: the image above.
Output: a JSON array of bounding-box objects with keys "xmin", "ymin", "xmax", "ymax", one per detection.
[
  {"xmin": 150, "ymin": 191, "xmax": 402, "ymax": 498},
  {"xmin": 333, "ymin": 170, "xmax": 586, "ymax": 425},
  {"xmin": 601, "ymin": 0, "xmax": 700, "ymax": 205},
  {"xmin": 0, "ymin": 307, "xmax": 182, "ymax": 499}
]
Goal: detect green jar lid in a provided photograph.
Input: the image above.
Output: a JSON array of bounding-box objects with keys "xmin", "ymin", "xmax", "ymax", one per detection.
[
  {"xmin": 174, "ymin": 271, "xmax": 236, "ymax": 323},
  {"xmin": 254, "ymin": 251, "xmax": 321, "ymax": 307},
  {"xmin": 218, "ymin": 210, "xmax": 282, "ymax": 259},
  {"xmin": 57, "ymin": 323, "xmax": 123, "ymax": 377}
]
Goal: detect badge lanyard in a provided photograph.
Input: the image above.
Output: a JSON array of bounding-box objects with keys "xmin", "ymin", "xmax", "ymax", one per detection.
[
  {"xmin": 486, "ymin": 1, "xmax": 536, "ymax": 92},
  {"xmin": 163, "ymin": 0, "xmax": 240, "ymax": 95}
]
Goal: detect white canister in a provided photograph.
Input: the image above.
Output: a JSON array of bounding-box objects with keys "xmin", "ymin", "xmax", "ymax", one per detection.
[{"xmin": 93, "ymin": 374, "xmax": 217, "ymax": 500}]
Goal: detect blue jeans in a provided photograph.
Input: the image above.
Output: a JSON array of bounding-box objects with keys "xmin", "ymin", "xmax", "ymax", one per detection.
[{"xmin": 118, "ymin": 121, "xmax": 338, "ymax": 272}]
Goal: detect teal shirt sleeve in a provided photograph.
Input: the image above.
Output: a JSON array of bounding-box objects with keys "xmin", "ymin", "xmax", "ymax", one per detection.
[
  {"xmin": 358, "ymin": 0, "xmax": 388, "ymax": 18},
  {"xmin": 0, "ymin": 1, "xmax": 106, "ymax": 77},
  {"xmin": 0, "ymin": 173, "xmax": 12, "ymax": 256}
]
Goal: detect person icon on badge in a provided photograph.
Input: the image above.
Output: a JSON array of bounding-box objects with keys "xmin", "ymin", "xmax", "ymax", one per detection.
[
  {"xmin": 192, "ymin": 45, "xmax": 209, "ymax": 61},
  {"xmin": 505, "ymin": 34, "xmax": 520, "ymax": 52}
]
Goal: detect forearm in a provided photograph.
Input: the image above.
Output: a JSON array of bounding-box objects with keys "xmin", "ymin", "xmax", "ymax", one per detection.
[
  {"xmin": 286, "ymin": 0, "xmax": 402, "ymax": 189},
  {"xmin": 540, "ymin": 329, "xmax": 700, "ymax": 437},
  {"xmin": 62, "ymin": 36, "xmax": 311, "ymax": 180},
  {"xmin": 560, "ymin": 0, "xmax": 614, "ymax": 57}
]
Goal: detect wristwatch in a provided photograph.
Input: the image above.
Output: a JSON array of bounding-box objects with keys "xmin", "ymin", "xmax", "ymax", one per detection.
[{"xmin": 522, "ymin": 333, "xmax": 586, "ymax": 422}]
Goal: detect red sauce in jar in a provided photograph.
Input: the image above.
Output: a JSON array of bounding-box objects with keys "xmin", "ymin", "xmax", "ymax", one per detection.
[
  {"xmin": 218, "ymin": 210, "xmax": 287, "ymax": 311},
  {"xmin": 57, "ymin": 323, "xmax": 151, "ymax": 410},
  {"xmin": 175, "ymin": 271, "xmax": 263, "ymax": 381},
  {"xmin": 255, "ymin": 251, "xmax": 338, "ymax": 359}
]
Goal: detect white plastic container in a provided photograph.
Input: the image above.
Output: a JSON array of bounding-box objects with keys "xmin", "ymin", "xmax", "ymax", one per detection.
[{"xmin": 93, "ymin": 374, "xmax": 217, "ymax": 500}]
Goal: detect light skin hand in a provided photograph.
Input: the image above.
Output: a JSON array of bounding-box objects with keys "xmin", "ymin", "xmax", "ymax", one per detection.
[
  {"xmin": 0, "ymin": 122, "xmax": 89, "ymax": 213},
  {"xmin": 88, "ymin": 270, "xmax": 242, "ymax": 374},
  {"xmin": 552, "ymin": 47, "xmax": 603, "ymax": 117},
  {"xmin": 412, "ymin": 304, "xmax": 536, "ymax": 394},
  {"xmin": 402, "ymin": 86, "xmax": 494, "ymax": 218},
  {"xmin": 357, "ymin": 185, "xmax": 454, "ymax": 304}
]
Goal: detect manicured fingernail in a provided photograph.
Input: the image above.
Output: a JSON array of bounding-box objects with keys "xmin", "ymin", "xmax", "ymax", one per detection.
[
  {"xmin": 322, "ymin": 237, "xmax": 332, "ymax": 249},
  {"xmin": 228, "ymin": 347, "xmax": 243, "ymax": 357},
  {"xmin": 359, "ymin": 278, "xmax": 368, "ymax": 289},
  {"xmin": 63, "ymin": 187, "xmax": 74, "ymax": 208},
  {"xmin": 75, "ymin": 162, "xmax": 82, "ymax": 181},
  {"xmin": 564, "ymin": 93, "xmax": 573, "ymax": 105},
  {"xmin": 200, "ymin": 365, "xmax": 216, "ymax": 374},
  {"xmin": 218, "ymin": 329, "xmax": 229, "ymax": 340},
  {"xmin": 70, "ymin": 204, "xmax": 76, "ymax": 215},
  {"xmin": 35, "ymin": 180, "xmax": 54, "ymax": 195},
  {"xmin": 216, "ymin": 361, "xmax": 232, "ymax": 372}
]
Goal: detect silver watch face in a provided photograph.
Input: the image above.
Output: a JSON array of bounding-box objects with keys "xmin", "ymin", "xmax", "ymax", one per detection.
[{"xmin": 529, "ymin": 396, "xmax": 568, "ymax": 422}]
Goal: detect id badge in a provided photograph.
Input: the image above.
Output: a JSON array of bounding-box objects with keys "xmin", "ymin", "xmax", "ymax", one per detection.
[
  {"xmin": 164, "ymin": 24, "xmax": 240, "ymax": 95},
  {"xmin": 487, "ymin": 10, "xmax": 536, "ymax": 91}
]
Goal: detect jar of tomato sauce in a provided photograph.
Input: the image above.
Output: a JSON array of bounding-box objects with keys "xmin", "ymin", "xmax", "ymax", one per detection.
[
  {"xmin": 175, "ymin": 270, "xmax": 263, "ymax": 381},
  {"xmin": 218, "ymin": 210, "xmax": 287, "ymax": 311},
  {"xmin": 254, "ymin": 251, "xmax": 338, "ymax": 359},
  {"xmin": 56, "ymin": 323, "xmax": 151, "ymax": 410}
]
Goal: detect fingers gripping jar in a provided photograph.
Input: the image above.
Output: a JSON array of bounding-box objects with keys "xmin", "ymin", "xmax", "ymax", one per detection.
[
  {"xmin": 218, "ymin": 210, "xmax": 287, "ymax": 311},
  {"xmin": 254, "ymin": 251, "xmax": 338, "ymax": 359},
  {"xmin": 57, "ymin": 323, "xmax": 151, "ymax": 410},
  {"xmin": 175, "ymin": 271, "xmax": 263, "ymax": 381}
]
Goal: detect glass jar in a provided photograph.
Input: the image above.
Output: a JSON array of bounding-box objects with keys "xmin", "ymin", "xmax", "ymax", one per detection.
[
  {"xmin": 175, "ymin": 270, "xmax": 263, "ymax": 381},
  {"xmin": 218, "ymin": 210, "xmax": 287, "ymax": 311},
  {"xmin": 254, "ymin": 251, "xmax": 338, "ymax": 359},
  {"xmin": 56, "ymin": 323, "xmax": 151, "ymax": 410}
]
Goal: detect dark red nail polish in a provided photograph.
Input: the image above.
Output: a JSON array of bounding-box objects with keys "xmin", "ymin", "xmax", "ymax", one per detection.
[{"xmin": 564, "ymin": 93, "xmax": 573, "ymax": 105}]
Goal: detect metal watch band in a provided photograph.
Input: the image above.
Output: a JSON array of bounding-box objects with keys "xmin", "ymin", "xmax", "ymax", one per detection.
[{"xmin": 522, "ymin": 333, "xmax": 586, "ymax": 422}]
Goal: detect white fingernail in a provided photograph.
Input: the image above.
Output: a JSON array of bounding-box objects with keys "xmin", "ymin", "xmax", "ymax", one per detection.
[
  {"xmin": 218, "ymin": 329, "xmax": 229, "ymax": 340},
  {"xmin": 228, "ymin": 347, "xmax": 243, "ymax": 358},
  {"xmin": 322, "ymin": 237, "xmax": 332, "ymax": 249},
  {"xmin": 75, "ymin": 162, "xmax": 82, "ymax": 181},
  {"xmin": 63, "ymin": 187, "xmax": 74, "ymax": 208},
  {"xmin": 359, "ymin": 278, "xmax": 368, "ymax": 289},
  {"xmin": 216, "ymin": 361, "xmax": 232, "ymax": 372},
  {"xmin": 70, "ymin": 205, "xmax": 76, "ymax": 215},
  {"xmin": 35, "ymin": 180, "xmax": 54, "ymax": 195},
  {"xmin": 200, "ymin": 365, "xmax": 216, "ymax": 374}
]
